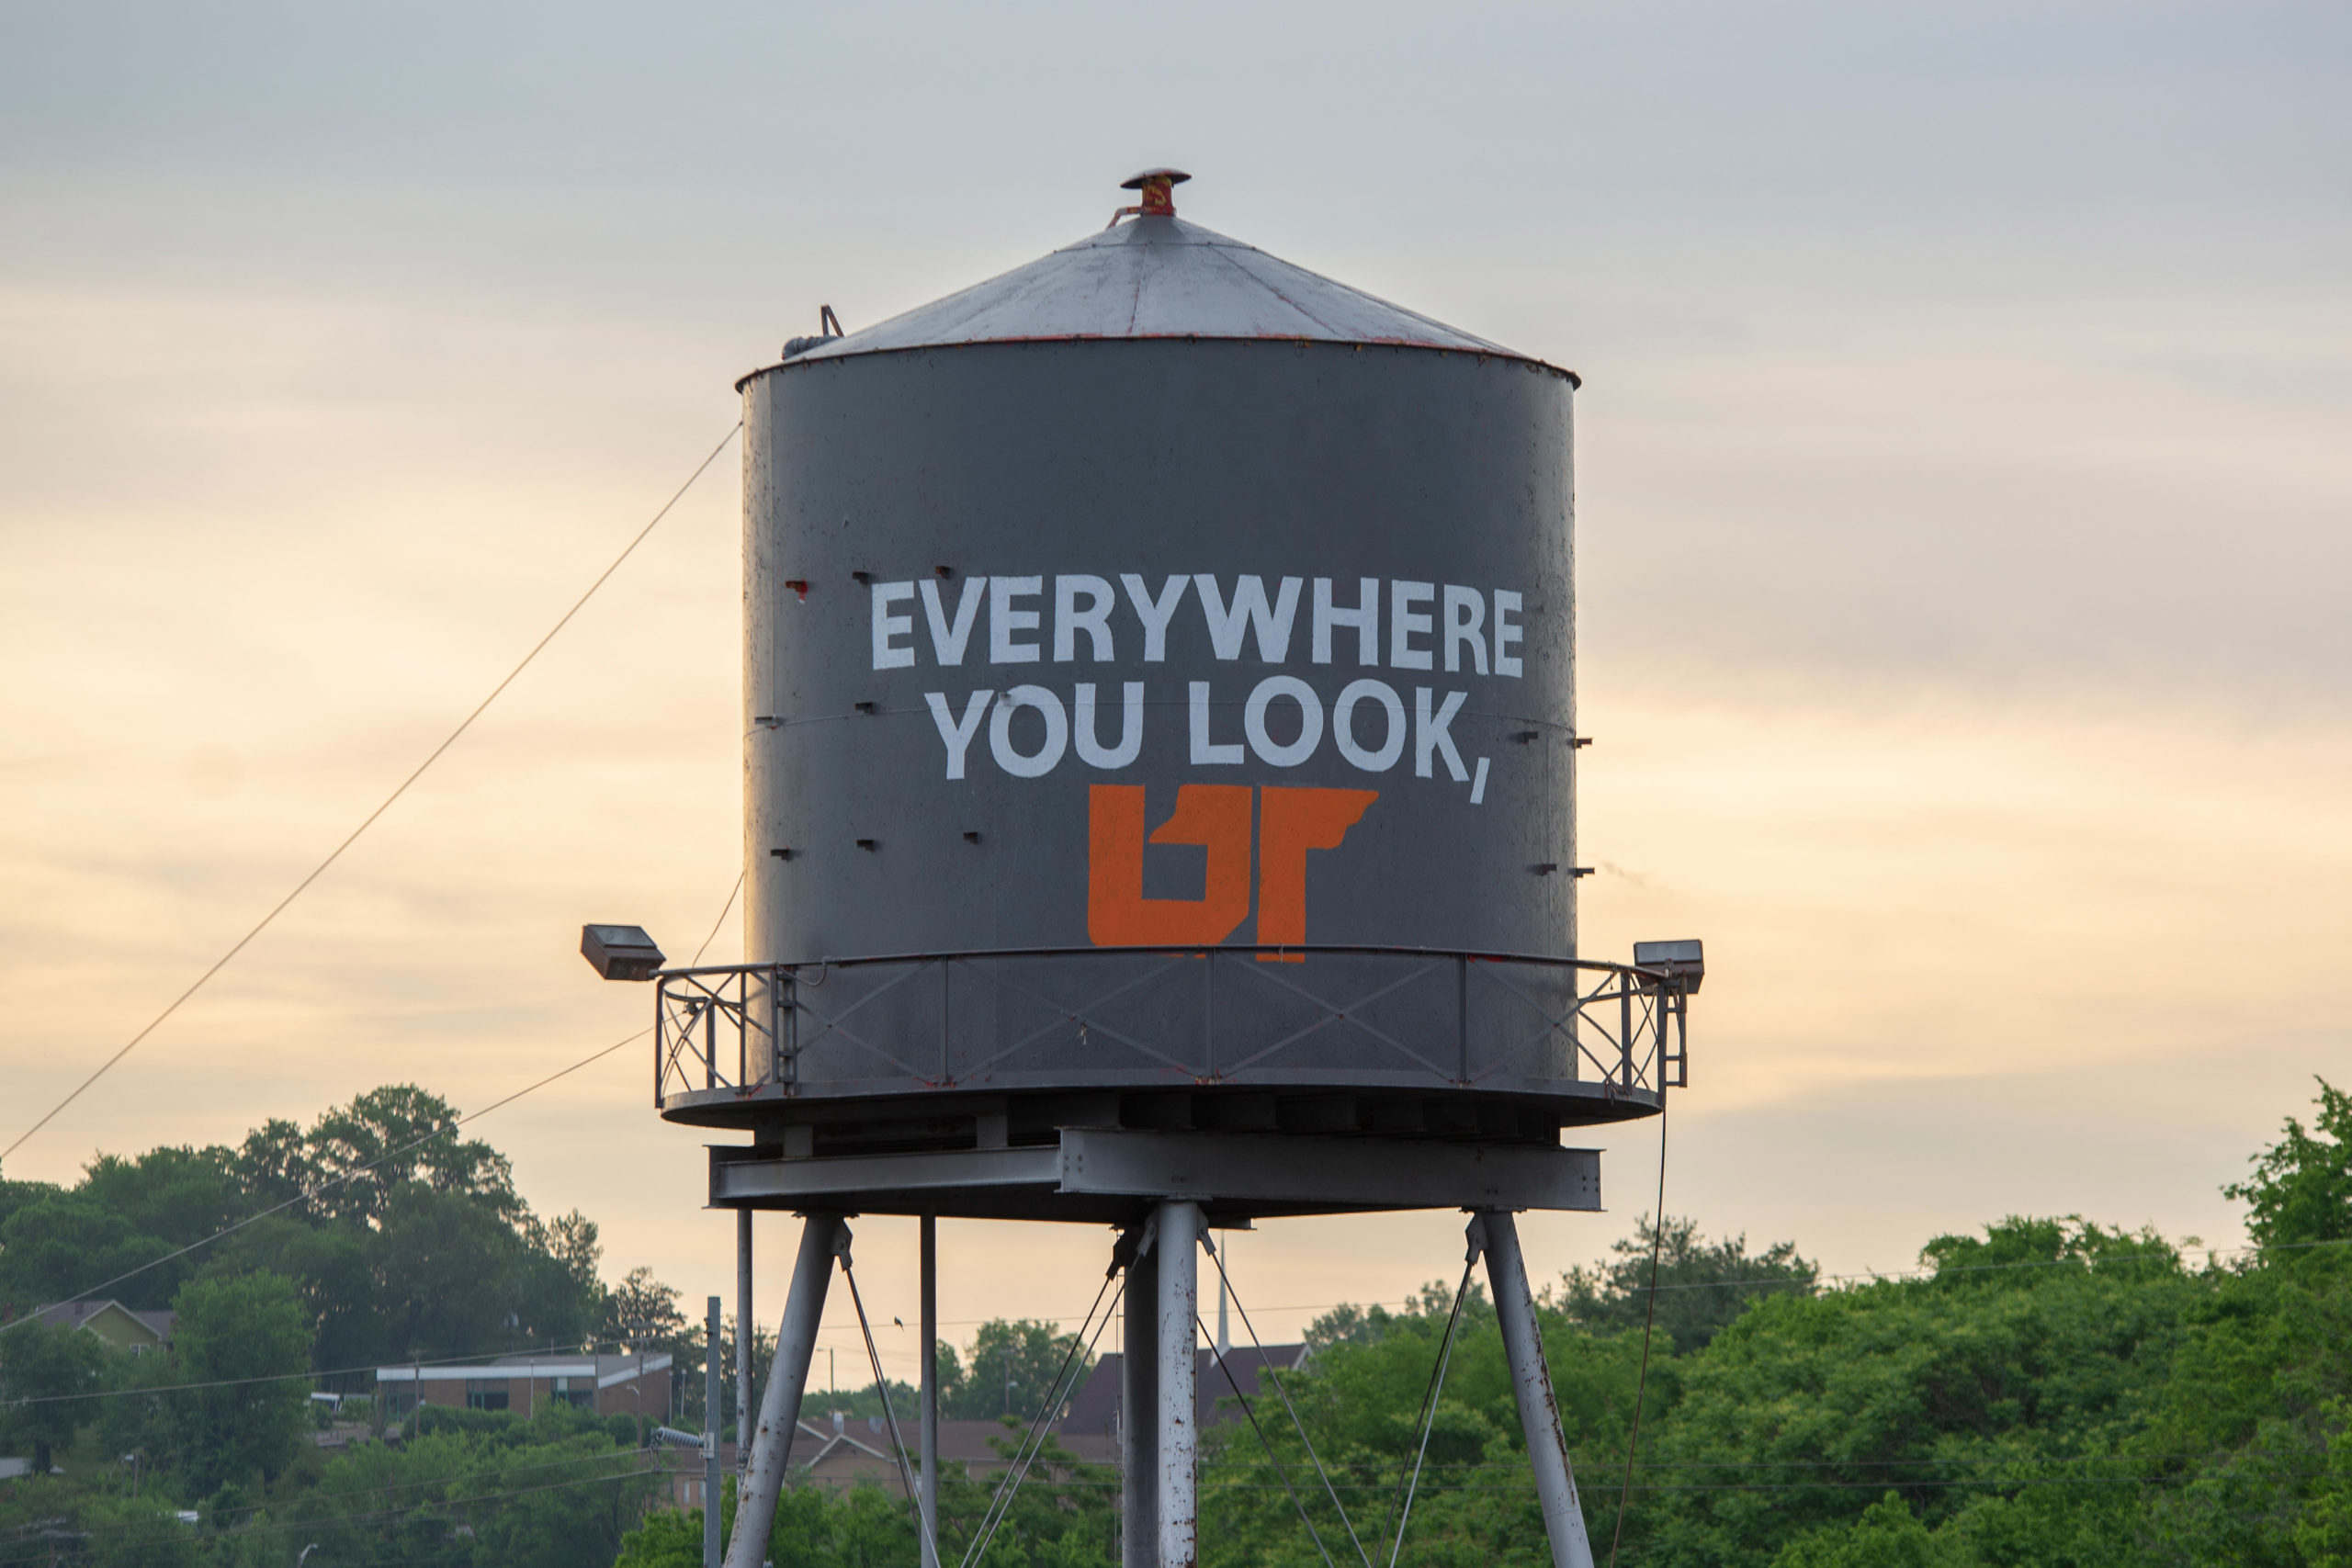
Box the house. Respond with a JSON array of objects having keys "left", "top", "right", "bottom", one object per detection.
[
  {"left": 373, "top": 1351, "right": 673, "bottom": 1422},
  {"left": 786, "top": 1410, "right": 1117, "bottom": 1495},
  {"left": 650, "top": 1438, "right": 738, "bottom": 1513},
  {"left": 1059, "top": 1343, "right": 1311, "bottom": 1440},
  {"left": 29, "top": 1301, "right": 175, "bottom": 1355},
  {"left": 674, "top": 1347, "right": 1310, "bottom": 1506},
  {"left": 641, "top": 1346, "right": 1315, "bottom": 1514}
]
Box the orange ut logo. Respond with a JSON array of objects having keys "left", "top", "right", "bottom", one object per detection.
[{"left": 1087, "top": 784, "right": 1376, "bottom": 962}]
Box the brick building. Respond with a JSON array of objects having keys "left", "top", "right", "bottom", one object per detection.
[{"left": 374, "top": 1351, "right": 673, "bottom": 1424}]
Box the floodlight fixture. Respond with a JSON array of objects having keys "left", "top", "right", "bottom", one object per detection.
[
  {"left": 582, "top": 924, "right": 666, "bottom": 982},
  {"left": 1632, "top": 938, "right": 1704, "bottom": 993}
]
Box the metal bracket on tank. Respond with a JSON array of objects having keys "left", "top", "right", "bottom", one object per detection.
[{"left": 652, "top": 964, "right": 797, "bottom": 1100}]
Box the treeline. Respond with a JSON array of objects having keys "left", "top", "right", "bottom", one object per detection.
[
  {"left": 0, "top": 1086, "right": 704, "bottom": 1562},
  {"left": 7, "top": 1080, "right": 2349, "bottom": 1564},
  {"left": 620, "top": 1080, "right": 2352, "bottom": 1568},
  {"left": 0, "top": 1086, "right": 658, "bottom": 1376},
  {"left": 0, "top": 1082, "right": 1109, "bottom": 1564}
]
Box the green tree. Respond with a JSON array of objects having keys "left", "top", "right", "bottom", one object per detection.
[
  {"left": 297, "top": 1083, "right": 526, "bottom": 1230},
  {"left": 76, "top": 1145, "right": 243, "bottom": 1248},
  {"left": 70, "top": 1491, "right": 205, "bottom": 1568},
  {"left": 0, "top": 1193, "right": 181, "bottom": 1314},
  {"left": 1919, "top": 1213, "right": 2178, "bottom": 1283},
  {"left": 156, "top": 1269, "right": 314, "bottom": 1493},
  {"left": 939, "top": 1318, "right": 1092, "bottom": 1421},
  {"left": 1558, "top": 1213, "right": 1818, "bottom": 1354},
  {"left": 605, "top": 1264, "right": 687, "bottom": 1352},
  {"left": 1213, "top": 1283, "right": 1649, "bottom": 1568},
  {"left": 2298, "top": 1399, "right": 2352, "bottom": 1566},
  {"left": 283, "top": 1408, "right": 658, "bottom": 1567},
  {"left": 2228, "top": 1077, "right": 2352, "bottom": 1250},
  {"left": 712, "top": 1313, "right": 777, "bottom": 1438},
  {"left": 374, "top": 1183, "right": 542, "bottom": 1359},
  {"left": 619, "top": 1432, "right": 1120, "bottom": 1568},
  {"left": 0, "top": 1318, "right": 105, "bottom": 1472},
  {"left": 1644, "top": 1217, "right": 2198, "bottom": 1566},
  {"left": 207, "top": 1208, "right": 377, "bottom": 1370},
  {"left": 1772, "top": 1493, "right": 1945, "bottom": 1568}
]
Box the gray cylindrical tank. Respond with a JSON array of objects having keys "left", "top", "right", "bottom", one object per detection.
[{"left": 725, "top": 174, "right": 1626, "bottom": 1135}]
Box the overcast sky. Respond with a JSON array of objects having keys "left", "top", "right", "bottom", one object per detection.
[{"left": 4, "top": 2, "right": 2347, "bottom": 1372}]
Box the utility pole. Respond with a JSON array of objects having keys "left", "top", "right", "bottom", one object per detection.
[
  {"left": 704, "top": 1296, "right": 723, "bottom": 1568},
  {"left": 920, "top": 1215, "right": 939, "bottom": 1568}
]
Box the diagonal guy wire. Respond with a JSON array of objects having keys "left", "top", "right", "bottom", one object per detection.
[
  {"left": 1205, "top": 1238, "right": 1375, "bottom": 1568},
  {"left": 956, "top": 1274, "right": 1124, "bottom": 1568},
  {"left": 3, "top": 422, "right": 742, "bottom": 1165},
  {"left": 842, "top": 1254, "right": 928, "bottom": 1541},
  {"left": 1385, "top": 1253, "right": 1476, "bottom": 1567},
  {"left": 1199, "top": 1314, "right": 1340, "bottom": 1568},
  {"left": 4, "top": 848, "right": 742, "bottom": 1333}
]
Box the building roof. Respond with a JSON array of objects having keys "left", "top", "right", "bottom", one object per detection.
[
  {"left": 775, "top": 189, "right": 1542, "bottom": 370},
  {"left": 780, "top": 1414, "right": 1118, "bottom": 1483},
  {"left": 31, "top": 1300, "right": 175, "bottom": 1345},
  {"left": 1060, "top": 1343, "right": 1311, "bottom": 1437},
  {"left": 374, "top": 1352, "right": 670, "bottom": 1388}
]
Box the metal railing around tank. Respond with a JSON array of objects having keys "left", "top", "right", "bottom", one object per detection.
[{"left": 653, "top": 945, "right": 1688, "bottom": 1111}]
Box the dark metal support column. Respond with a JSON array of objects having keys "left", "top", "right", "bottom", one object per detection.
[
  {"left": 1478, "top": 1210, "right": 1594, "bottom": 1568},
  {"left": 1156, "top": 1200, "right": 1200, "bottom": 1568},
  {"left": 1121, "top": 1216, "right": 1159, "bottom": 1568},
  {"left": 725, "top": 1213, "right": 844, "bottom": 1568},
  {"left": 736, "top": 1209, "right": 754, "bottom": 1458}
]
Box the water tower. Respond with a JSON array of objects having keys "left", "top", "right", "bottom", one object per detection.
[{"left": 594, "top": 169, "right": 1696, "bottom": 1568}]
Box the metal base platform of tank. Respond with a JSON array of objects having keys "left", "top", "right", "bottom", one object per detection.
[{"left": 653, "top": 942, "right": 1682, "bottom": 1222}]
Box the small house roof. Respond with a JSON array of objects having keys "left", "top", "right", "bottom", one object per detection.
[
  {"left": 31, "top": 1300, "right": 175, "bottom": 1345},
  {"left": 1060, "top": 1343, "right": 1310, "bottom": 1437}
]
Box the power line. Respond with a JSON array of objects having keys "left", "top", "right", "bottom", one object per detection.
[
  {"left": 691, "top": 872, "right": 746, "bottom": 965},
  {"left": 5, "top": 852, "right": 741, "bottom": 1336},
  {"left": 1, "top": 1025, "right": 652, "bottom": 1331},
  {"left": 2, "top": 422, "right": 742, "bottom": 1167}
]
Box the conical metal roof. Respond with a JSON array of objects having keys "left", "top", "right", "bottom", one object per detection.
[{"left": 789, "top": 208, "right": 1539, "bottom": 367}]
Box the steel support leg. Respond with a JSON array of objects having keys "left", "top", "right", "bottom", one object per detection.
[
  {"left": 725, "top": 1213, "right": 844, "bottom": 1568},
  {"left": 1479, "top": 1210, "right": 1594, "bottom": 1568},
  {"left": 920, "top": 1215, "right": 941, "bottom": 1568},
  {"left": 736, "top": 1209, "right": 754, "bottom": 1457},
  {"left": 1156, "top": 1200, "right": 1201, "bottom": 1568},
  {"left": 705, "top": 1294, "right": 723, "bottom": 1568},
  {"left": 1121, "top": 1216, "right": 1160, "bottom": 1568}
]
